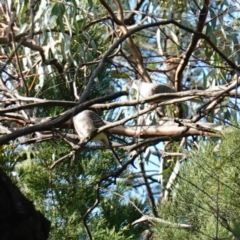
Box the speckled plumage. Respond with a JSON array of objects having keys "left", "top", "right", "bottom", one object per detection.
[
  {"left": 73, "top": 110, "right": 122, "bottom": 166},
  {"left": 131, "top": 80, "right": 176, "bottom": 102},
  {"left": 73, "top": 110, "right": 106, "bottom": 143}
]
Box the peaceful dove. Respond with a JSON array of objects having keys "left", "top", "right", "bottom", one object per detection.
[
  {"left": 73, "top": 110, "right": 122, "bottom": 167},
  {"left": 131, "top": 80, "right": 176, "bottom": 104}
]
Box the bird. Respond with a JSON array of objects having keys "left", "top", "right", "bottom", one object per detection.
[
  {"left": 130, "top": 80, "right": 185, "bottom": 118},
  {"left": 131, "top": 80, "right": 176, "bottom": 104},
  {"left": 73, "top": 110, "right": 122, "bottom": 167}
]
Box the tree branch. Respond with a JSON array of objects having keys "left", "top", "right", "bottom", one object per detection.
[
  {"left": 175, "top": 0, "right": 210, "bottom": 90},
  {"left": 0, "top": 91, "right": 127, "bottom": 145}
]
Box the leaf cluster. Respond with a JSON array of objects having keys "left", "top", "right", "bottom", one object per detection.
[{"left": 153, "top": 127, "right": 240, "bottom": 239}]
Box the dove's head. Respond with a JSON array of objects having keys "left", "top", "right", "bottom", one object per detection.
[
  {"left": 128, "top": 80, "right": 141, "bottom": 99},
  {"left": 130, "top": 80, "right": 144, "bottom": 95},
  {"left": 131, "top": 80, "right": 143, "bottom": 90}
]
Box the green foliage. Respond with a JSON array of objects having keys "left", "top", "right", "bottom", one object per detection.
[
  {"left": 153, "top": 128, "right": 240, "bottom": 239},
  {"left": 90, "top": 218, "right": 135, "bottom": 240},
  {"left": 99, "top": 184, "right": 149, "bottom": 238},
  {"left": 8, "top": 139, "right": 147, "bottom": 239},
  {"left": 2, "top": 0, "right": 240, "bottom": 239}
]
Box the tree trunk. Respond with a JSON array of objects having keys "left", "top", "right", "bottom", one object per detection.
[{"left": 0, "top": 167, "right": 50, "bottom": 240}]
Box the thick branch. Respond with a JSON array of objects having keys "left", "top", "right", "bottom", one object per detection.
[
  {"left": 100, "top": 0, "right": 151, "bottom": 82},
  {"left": 109, "top": 125, "right": 221, "bottom": 138},
  {"left": 0, "top": 91, "right": 127, "bottom": 145},
  {"left": 175, "top": 0, "right": 210, "bottom": 89}
]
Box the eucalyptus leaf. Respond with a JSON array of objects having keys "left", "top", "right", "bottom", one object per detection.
[{"left": 111, "top": 71, "right": 130, "bottom": 79}]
